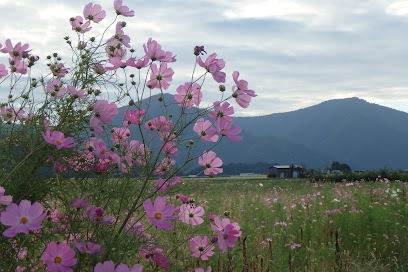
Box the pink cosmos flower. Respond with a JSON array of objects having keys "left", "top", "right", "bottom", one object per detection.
[
  {"left": 197, "top": 53, "right": 226, "bottom": 83},
  {"left": 161, "top": 142, "right": 178, "bottom": 156},
  {"left": 93, "top": 100, "right": 118, "bottom": 124},
  {"left": 146, "top": 63, "right": 174, "bottom": 90},
  {"left": 50, "top": 63, "right": 68, "bottom": 77},
  {"left": 46, "top": 79, "right": 67, "bottom": 98},
  {"left": 134, "top": 56, "right": 150, "bottom": 69},
  {"left": 70, "top": 16, "right": 92, "bottom": 33},
  {"left": 83, "top": 2, "right": 106, "bottom": 23},
  {"left": 215, "top": 120, "right": 243, "bottom": 142},
  {"left": 232, "top": 71, "right": 257, "bottom": 97},
  {"left": 152, "top": 254, "right": 170, "bottom": 268},
  {"left": 174, "top": 82, "right": 202, "bottom": 108},
  {"left": 153, "top": 157, "right": 175, "bottom": 176},
  {"left": 0, "top": 63, "right": 8, "bottom": 78},
  {"left": 86, "top": 205, "right": 114, "bottom": 225},
  {"left": 1, "top": 200, "right": 46, "bottom": 237},
  {"left": 90, "top": 116, "right": 104, "bottom": 135},
  {"left": 67, "top": 85, "right": 88, "bottom": 99},
  {"left": 193, "top": 118, "right": 219, "bottom": 143},
  {"left": 190, "top": 236, "right": 215, "bottom": 261},
  {"left": 125, "top": 217, "right": 145, "bottom": 235},
  {"left": 143, "top": 38, "right": 176, "bottom": 62},
  {"left": 208, "top": 101, "right": 234, "bottom": 121},
  {"left": 195, "top": 267, "right": 212, "bottom": 272},
  {"left": 105, "top": 57, "right": 136, "bottom": 71},
  {"left": 178, "top": 194, "right": 189, "bottom": 204},
  {"left": 41, "top": 242, "right": 77, "bottom": 272},
  {"left": 198, "top": 151, "right": 223, "bottom": 176},
  {"left": 0, "top": 39, "right": 30, "bottom": 59},
  {"left": 94, "top": 261, "right": 143, "bottom": 272},
  {"left": 0, "top": 186, "right": 12, "bottom": 205},
  {"left": 143, "top": 196, "right": 177, "bottom": 230},
  {"left": 1, "top": 107, "right": 25, "bottom": 122},
  {"left": 114, "top": 0, "right": 135, "bottom": 17},
  {"left": 74, "top": 240, "right": 103, "bottom": 254},
  {"left": 155, "top": 176, "right": 180, "bottom": 192},
  {"left": 124, "top": 109, "right": 146, "bottom": 125},
  {"left": 179, "top": 203, "right": 205, "bottom": 226},
  {"left": 111, "top": 127, "right": 130, "bottom": 143},
  {"left": 9, "top": 58, "right": 27, "bottom": 74},
  {"left": 232, "top": 88, "right": 251, "bottom": 108},
  {"left": 42, "top": 130, "right": 77, "bottom": 150},
  {"left": 70, "top": 198, "right": 89, "bottom": 208},
  {"left": 211, "top": 217, "right": 242, "bottom": 253}
]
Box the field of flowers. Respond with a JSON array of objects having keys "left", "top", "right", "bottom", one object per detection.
[{"left": 177, "top": 176, "right": 408, "bottom": 271}]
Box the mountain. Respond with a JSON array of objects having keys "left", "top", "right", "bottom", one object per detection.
[{"left": 113, "top": 95, "right": 408, "bottom": 171}]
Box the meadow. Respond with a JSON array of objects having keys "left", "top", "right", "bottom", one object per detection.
[{"left": 170, "top": 176, "right": 408, "bottom": 272}]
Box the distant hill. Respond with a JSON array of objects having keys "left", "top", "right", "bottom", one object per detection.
[{"left": 112, "top": 95, "right": 408, "bottom": 171}]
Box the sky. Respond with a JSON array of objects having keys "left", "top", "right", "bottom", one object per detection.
[{"left": 1, "top": 0, "right": 408, "bottom": 116}]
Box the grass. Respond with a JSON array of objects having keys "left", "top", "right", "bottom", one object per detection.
[{"left": 171, "top": 176, "right": 408, "bottom": 271}]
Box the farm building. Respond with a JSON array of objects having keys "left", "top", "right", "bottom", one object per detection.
[{"left": 268, "top": 165, "right": 305, "bottom": 178}]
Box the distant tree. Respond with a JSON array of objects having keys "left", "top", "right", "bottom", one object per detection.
[{"left": 330, "top": 161, "right": 351, "bottom": 172}]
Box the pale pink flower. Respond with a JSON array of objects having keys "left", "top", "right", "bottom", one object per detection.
[
  {"left": 0, "top": 63, "right": 8, "bottom": 78},
  {"left": 1, "top": 107, "right": 25, "bottom": 122},
  {"left": 83, "top": 2, "right": 106, "bottom": 23},
  {"left": 104, "top": 57, "right": 136, "bottom": 70},
  {"left": 111, "top": 127, "right": 130, "bottom": 143},
  {"left": 190, "top": 236, "right": 215, "bottom": 260},
  {"left": 197, "top": 53, "right": 226, "bottom": 83},
  {"left": 124, "top": 109, "right": 146, "bottom": 125},
  {"left": 143, "top": 196, "right": 177, "bottom": 230},
  {"left": 42, "top": 130, "right": 76, "bottom": 150},
  {"left": 143, "top": 38, "right": 176, "bottom": 62},
  {"left": 90, "top": 116, "right": 104, "bottom": 135},
  {"left": 193, "top": 118, "right": 219, "bottom": 143},
  {"left": 50, "top": 63, "right": 68, "bottom": 77},
  {"left": 74, "top": 240, "right": 103, "bottom": 254},
  {"left": 93, "top": 100, "right": 118, "bottom": 124},
  {"left": 46, "top": 79, "right": 67, "bottom": 98},
  {"left": 195, "top": 267, "right": 212, "bottom": 272},
  {"left": 209, "top": 101, "right": 234, "bottom": 121},
  {"left": 0, "top": 186, "right": 12, "bottom": 205},
  {"left": 9, "top": 58, "right": 27, "bottom": 74},
  {"left": 0, "top": 39, "right": 30, "bottom": 59},
  {"left": 211, "top": 217, "right": 241, "bottom": 253},
  {"left": 232, "top": 88, "right": 251, "bottom": 108},
  {"left": 179, "top": 203, "right": 205, "bottom": 226},
  {"left": 161, "top": 142, "right": 178, "bottom": 156},
  {"left": 198, "top": 151, "right": 223, "bottom": 176},
  {"left": 86, "top": 205, "right": 114, "bottom": 225},
  {"left": 1, "top": 200, "right": 46, "bottom": 237},
  {"left": 146, "top": 63, "right": 174, "bottom": 90},
  {"left": 155, "top": 176, "right": 180, "bottom": 192},
  {"left": 215, "top": 119, "right": 242, "bottom": 142},
  {"left": 41, "top": 242, "right": 77, "bottom": 272},
  {"left": 67, "top": 85, "right": 88, "bottom": 99},
  {"left": 70, "top": 16, "right": 92, "bottom": 33},
  {"left": 114, "top": 0, "right": 135, "bottom": 17},
  {"left": 174, "top": 82, "right": 202, "bottom": 108},
  {"left": 232, "top": 71, "right": 256, "bottom": 97}
]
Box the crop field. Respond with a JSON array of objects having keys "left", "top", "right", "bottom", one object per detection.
[{"left": 170, "top": 176, "right": 408, "bottom": 271}]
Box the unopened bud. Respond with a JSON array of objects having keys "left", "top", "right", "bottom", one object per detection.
[{"left": 219, "top": 85, "right": 225, "bottom": 92}]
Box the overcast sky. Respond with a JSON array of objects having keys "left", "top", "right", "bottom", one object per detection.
[{"left": 2, "top": 0, "right": 408, "bottom": 116}]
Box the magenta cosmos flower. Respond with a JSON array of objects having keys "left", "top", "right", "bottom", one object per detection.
[
  {"left": 41, "top": 242, "right": 77, "bottom": 272},
  {"left": 197, "top": 53, "right": 226, "bottom": 83},
  {"left": 0, "top": 186, "right": 12, "bottom": 205},
  {"left": 143, "top": 196, "right": 177, "bottom": 230},
  {"left": 190, "top": 236, "right": 215, "bottom": 261},
  {"left": 232, "top": 71, "right": 257, "bottom": 97},
  {"left": 42, "top": 130, "right": 77, "bottom": 150},
  {"left": 154, "top": 176, "right": 180, "bottom": 192},
  {"left": 174, "top": 82, "right": 202, "bottom": 108},
  {"left": 179, "top": 203, "right": 205, "bottom": 226},
  {"left": 211, "top": 217, "right": 242, "bottom": 253},
  {"left": 1, "top": 200, "right": 46, "bottom": 237},
  {"left": 146, "top": 63, "right": 174, "bottom": 90},
  {"left": 94, "top": 261, "right": 143, "bottom": 272},
  {"left": 143, "top": 38, "right": 176, "bottom": 62},
  {"left": 198, "top": 151, "right": 223, "bottom": 176},
  {"left": 0, "top": 39, "right": 30, "bottom": 59},
  {"left": 114, "top": 0, "right": 135, "bottom": 17},
  {"left": 193, "top": 118, "right": 219, "bottom": 143},
  {"left": 83, "top": 2, "right": 106, "bottom": 23}
]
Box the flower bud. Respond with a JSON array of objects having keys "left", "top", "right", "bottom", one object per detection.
[
  {"left": 211, "top": 236, "right": 218, "bottom": 243},
  {"left": 219, "top": 85, "right": 225, "bottom": 92},
  {"left": 129, "top": 99, "right": 134, "bottom": 106}
]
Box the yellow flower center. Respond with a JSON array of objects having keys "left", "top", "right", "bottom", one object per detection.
[
  {"left": 54, "top": 256, "right": 62, "bottom": 263},
  {"left": 101, "top": 149, "right": 105, "bottom": 154},
  {"left": 157, "top": 260, "right": 162, "bottom": 265},
  {"left": 56, "top": 140, "right": 62, "bottom": 145},
  {"left": 154, "top": 212, "right": 162, "bottom": 220},
  {"left": 20, "top": 217, "right": 28, "bottom": 223},
  {"left": 83, "top": 247, "right": 87, "bottom": 252}
]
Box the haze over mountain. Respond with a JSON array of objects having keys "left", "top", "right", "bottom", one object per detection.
[{"left": 114, "top": 94, "right": 408, "bottom": 171}]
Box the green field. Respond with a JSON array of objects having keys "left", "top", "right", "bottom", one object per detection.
[{"left": 170, "top": 176, "right": 408, "bottom": 271}]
